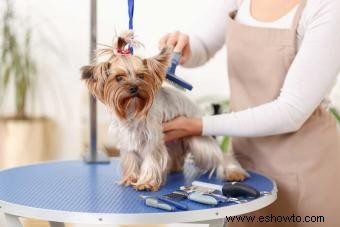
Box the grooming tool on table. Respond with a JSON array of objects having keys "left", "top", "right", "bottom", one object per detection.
[
  {"left": 177, "top": 187, "right": 221, "bottom": 206},
  {"left": 180, "top": 184, "right": 215, "bottom": 193},
  {"left": 179, "top": 185, "right": 247, "bottom": 205},
  {"left": 192, "top": 181, "right": 268, "bottom": 199},
  {"left": 166, "top": 52, "right": 193, "bottom": 91},
  {"left": 140, "top": 195, "right": 176, "bottom": 211},
  {"left": 161, "top": 191, "right": 189, "bottom": 210},
  {"left": 188, "top": 191, "right": 228, "bottom": 206}
]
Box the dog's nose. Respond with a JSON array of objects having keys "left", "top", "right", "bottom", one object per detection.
[{"left": 129, "top": 85, "right": 139, "bottom": 94}]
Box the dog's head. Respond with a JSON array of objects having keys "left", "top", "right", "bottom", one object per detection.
[{"left": 81, "top": 31, "right": 171, "bottom": 120}]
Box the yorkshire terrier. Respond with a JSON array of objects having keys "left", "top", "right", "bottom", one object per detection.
[{"left": 81, "top": 31, "right": 248, "bottom": 191}]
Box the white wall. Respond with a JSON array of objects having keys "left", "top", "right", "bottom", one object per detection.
[{"left": 2, "top": 0, "right": 340, "bottom": 159}]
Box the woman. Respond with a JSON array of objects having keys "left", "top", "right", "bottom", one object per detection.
[{"left": 160, "top": 0, "right": 340, "bottom": 226}]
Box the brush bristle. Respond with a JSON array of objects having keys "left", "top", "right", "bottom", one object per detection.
[
  {"left": 165, "top": 78, "right": 187, "bottom": 91},
  {"left": 165, "top": 73, "right": 193, "bottom": 91}
]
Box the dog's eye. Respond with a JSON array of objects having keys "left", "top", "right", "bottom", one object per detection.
[
  {"left": 137, "top": 74, "right": 144, "bottom": 80},
  {"left": 115, "top": 75, "right": 124, "bottom": 82}
]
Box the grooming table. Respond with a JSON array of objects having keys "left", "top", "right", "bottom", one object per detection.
[{"left": 0, "top": 159, "right": 276, "bottom": 227}]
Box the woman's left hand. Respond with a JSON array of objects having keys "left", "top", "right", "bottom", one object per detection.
[{"left": 162, "top": 116, "right": 203, "bottom": 142}]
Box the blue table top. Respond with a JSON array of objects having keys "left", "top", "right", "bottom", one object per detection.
[{"left": 0, "top": 159, "right": 275, "bottom": 214}]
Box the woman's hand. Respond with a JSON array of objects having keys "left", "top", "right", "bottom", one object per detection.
[
  {"left": 159, "top": 31, "right": 191, "bottom": 65},
  {"left": 162, "top": 116, "right": 203, "bottom": 142}
]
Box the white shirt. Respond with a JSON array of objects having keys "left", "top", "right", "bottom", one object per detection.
[
  {"left": 185, "top": 0, "right": 340, "bottom": 137},
  {"left": 236, "top": 0, "right": 299, "bottom": 29}
]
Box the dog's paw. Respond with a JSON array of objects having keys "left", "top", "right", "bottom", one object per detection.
[
  {"left": 133, "top": 182, "right": 160, "bottom": 191},
  {"left": 120, "top": 175, "right": 138, "bottom": 186},
  {"left": 224, "top": 168, "right": 249, "bottom": 182}
]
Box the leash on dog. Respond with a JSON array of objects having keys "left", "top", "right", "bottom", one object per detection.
[
  {"left": 126, "top": 0, "right": 193, "bottom": 91},
  {"left": 128, "top": 0, "right": 134, "bottom": 54}
]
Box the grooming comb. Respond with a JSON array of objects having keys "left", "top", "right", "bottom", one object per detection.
[{"left": 166, "top": 52, "right": 193, "bottom": 91}]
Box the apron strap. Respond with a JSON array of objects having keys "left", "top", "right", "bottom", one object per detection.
[{"left": 291, "top": 0, "right": 307, "bottom": 30}]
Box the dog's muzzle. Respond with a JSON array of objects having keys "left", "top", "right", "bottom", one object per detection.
[{"left": 129, "top": 85, "right": 139, "bottom": 95}]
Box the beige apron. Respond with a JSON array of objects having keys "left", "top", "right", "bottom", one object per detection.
[{"left": 226, "top": 1, "right": 340, "bottom": 226}]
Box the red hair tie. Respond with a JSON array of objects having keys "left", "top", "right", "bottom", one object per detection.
[{"left": 115, "top": 48, "right": 131, "bottom": 56}]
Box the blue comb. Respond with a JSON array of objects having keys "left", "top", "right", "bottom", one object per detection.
[{"left": 166, "top": 52, "right": 193, "bottom": 91}]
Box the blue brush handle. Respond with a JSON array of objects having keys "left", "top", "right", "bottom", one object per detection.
[
  {"left": 168, "top": 52, "right": 181, "bottom": 74},
  {"left": 166, "top": 52, "right": 193, "bottom": 91},
  {"left": 158, "top": 196, "right": 188, "bottom": 210}
]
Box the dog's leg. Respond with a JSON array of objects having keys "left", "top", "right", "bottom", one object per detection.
[
  {"left": 223, "top": 150, "right": 249, "bottom": 181},
  {"left": 166, "top": 140, "right": 187, "bottom": 173},
  {"left": 186, "top": 136, "right": 248, "bottom": 181},
  {"left": 133, "top": 143, "right": 169, "bottom": 191},
  {"left": 185, "top": 136, "right": 223, "bottom": 175},
  {"left": 120, "top": 151, "right": 141, "bottom": 186}
]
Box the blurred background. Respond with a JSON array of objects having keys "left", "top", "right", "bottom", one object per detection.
[{"left": 0, "top": 0, "right": 339, "bottom": 226}]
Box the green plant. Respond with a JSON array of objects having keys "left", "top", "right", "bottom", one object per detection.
[
  {"left": 197, "top": 96, "right": 231, "bottom": 153},
  {"left": 330, "top": 107, "right": 340, "bottom": 123},
  {"left": 211, "top": 100, "right": 231, "bottom": 153},
  {"left": 0, "top": 0, "right": 37, "bottom": 119}
]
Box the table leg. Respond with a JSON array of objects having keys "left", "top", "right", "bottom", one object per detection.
[
  {"left": 208, "top": 219, "right": 227, "bottom": 227},
  {"left": 4, "top": 214, "right": 23, "bottom": 227},
  {"left": 49, "top": 221, "right": 65, "bottom": 227},
  {"left": 192, "top": 218, "right": 227, "bottom": 227}
]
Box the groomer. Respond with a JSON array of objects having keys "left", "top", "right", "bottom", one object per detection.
[{"left": 160, "top": 0, "right": 340, "bottom": 226}]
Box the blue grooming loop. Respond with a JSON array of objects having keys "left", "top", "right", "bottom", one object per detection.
[{"left": 0, "top": 159, "right": 276, "bottom": 227}]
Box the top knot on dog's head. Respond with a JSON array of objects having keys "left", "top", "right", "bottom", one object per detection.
[
  {"left": 114, "top": 30, "right": 135, "bottom": 50},
  {"left": 96, "top": 31, "right": 143, "bottom": 59}
]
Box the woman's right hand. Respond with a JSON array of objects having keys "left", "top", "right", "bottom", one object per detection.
[{"left": 159, "top": 31, "right": 191, "bottom": 65}]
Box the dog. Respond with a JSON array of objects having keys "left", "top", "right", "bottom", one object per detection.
[{"left": 81, "top": 31, "right": 248, "bottom": 191}]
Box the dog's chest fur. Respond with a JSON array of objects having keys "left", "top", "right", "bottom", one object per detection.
[{"left": 109, "top": 86, "right": 202, "bottom": 152}]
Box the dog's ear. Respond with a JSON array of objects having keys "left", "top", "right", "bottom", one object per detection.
[
  {"left": 80, "top": 65, "right": 95, "bottom": 81},
  {"left": 143, "top": 46, "right": 172, "bottom": 81},
  {"left": 80, "top": 64, "right": 106, "bottom": 103}
]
